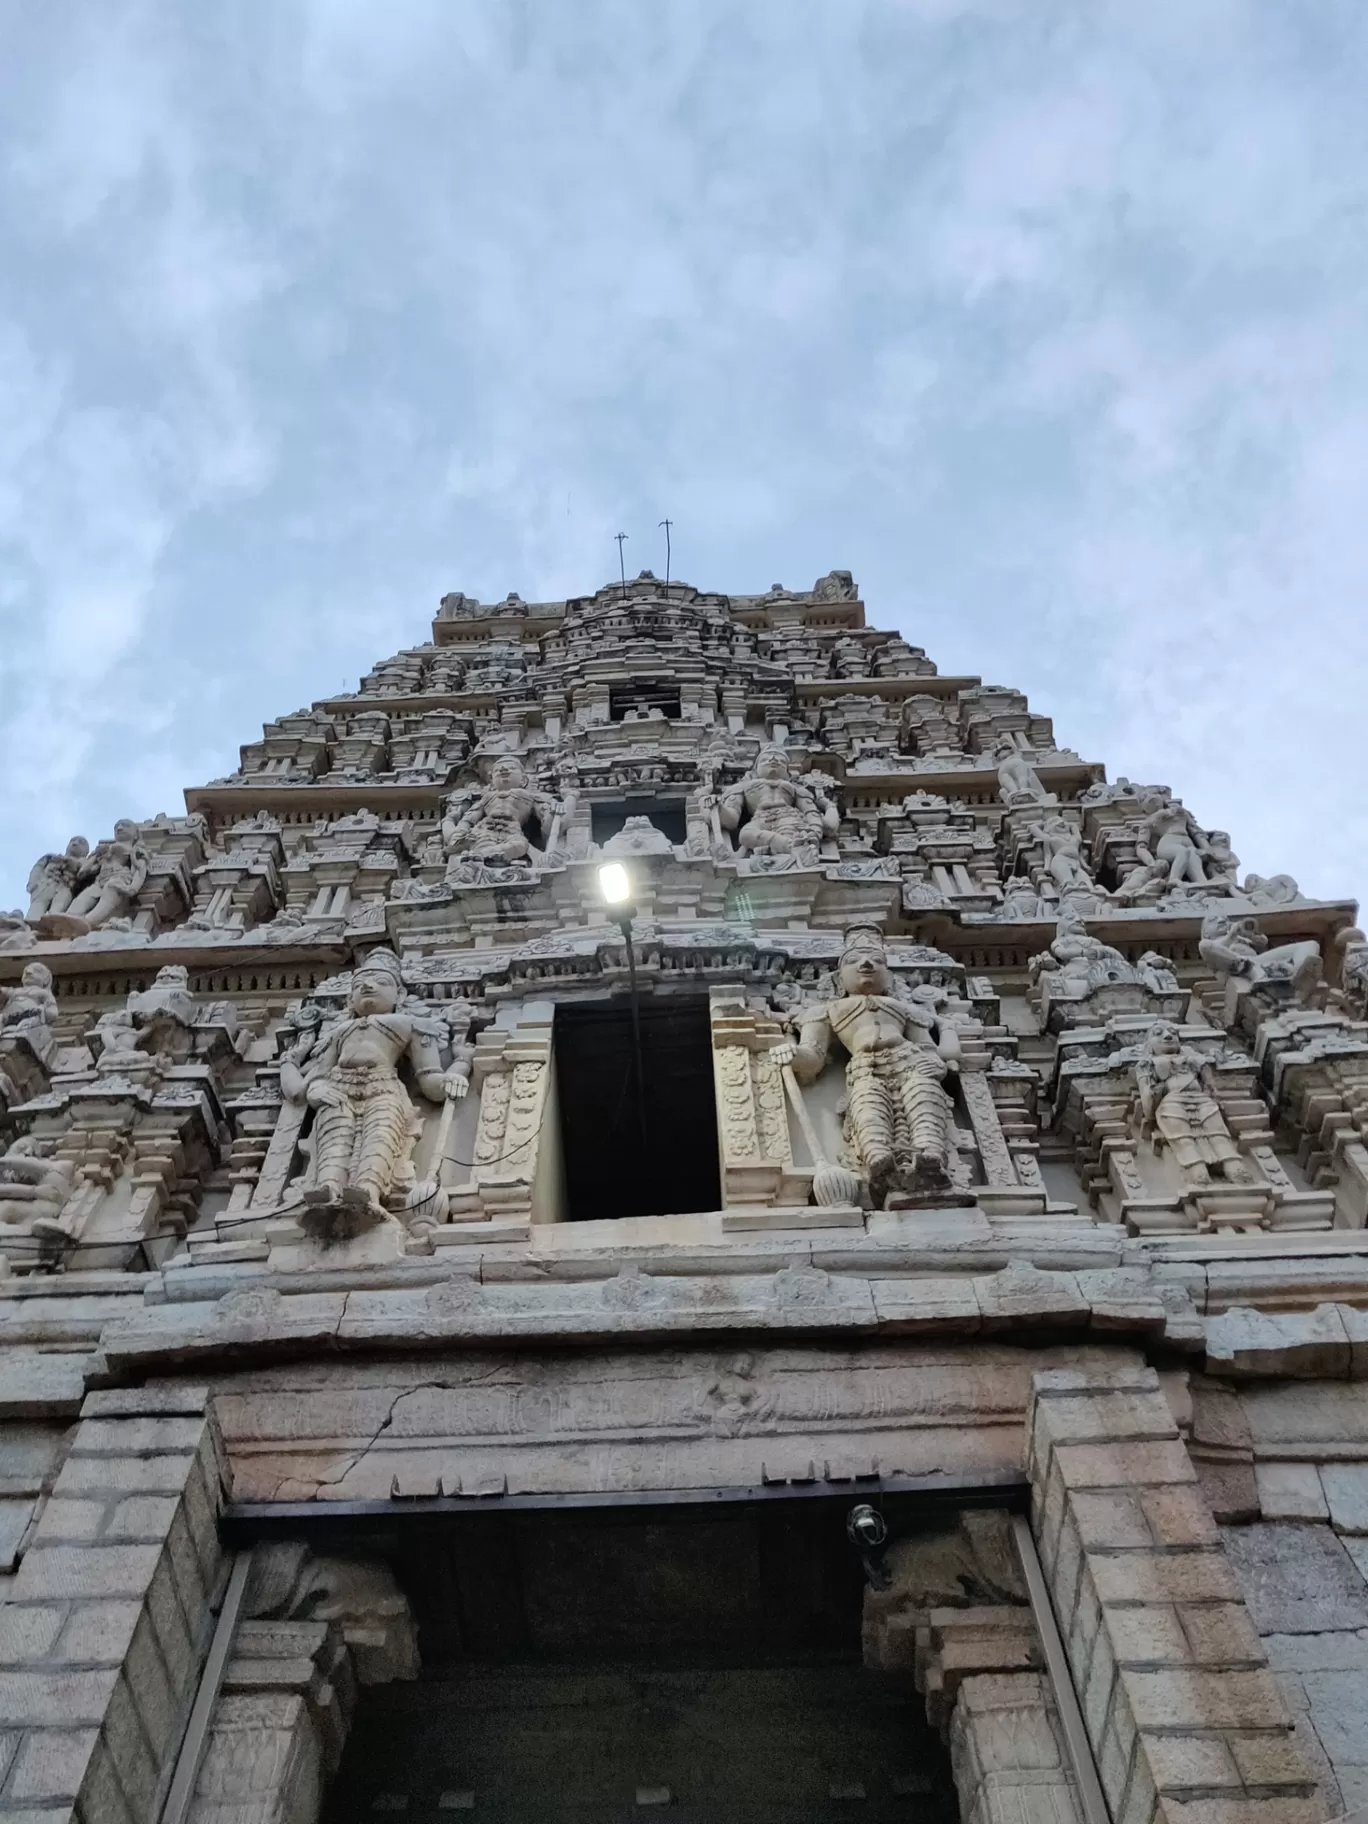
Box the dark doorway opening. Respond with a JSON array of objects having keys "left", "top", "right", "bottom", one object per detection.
[
  {"left": 589, "top": 799, "right": 688, "bottom": 847},
  {"left": 555, "top": 996, "right": 721, "bottom": 1221},
  {"left": 321, "top": 1497, "right": 961, "bottom": 1824}
]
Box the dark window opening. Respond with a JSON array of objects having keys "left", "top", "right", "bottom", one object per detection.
[
  {"left": 555, "top": 996, "right": 720, "bottom": 1220},
  {"left": 610, "top": 680, "right": 682, "bottom": 721},
  {"left": 590, "top": 799, "right": 688, "bottom": 847}
]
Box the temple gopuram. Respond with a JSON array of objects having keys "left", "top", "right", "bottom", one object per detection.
[{"left": 2, "top": 569, "right": 1365, "bottom": 1824}]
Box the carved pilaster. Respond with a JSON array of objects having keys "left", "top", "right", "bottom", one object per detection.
[
  {"left": 449, "top": 1006, "right": 554, "bottom": 1222},
  {"left": 709, "top": 987, "right": 810, "bottom": 1206}
]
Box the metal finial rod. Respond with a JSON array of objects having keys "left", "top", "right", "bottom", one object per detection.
[
  {"left": 658, "top": 519, "right": 673, "bottom": 590},
  {"left": 615, "top": 531, "right": 629, "bottom": 600}
]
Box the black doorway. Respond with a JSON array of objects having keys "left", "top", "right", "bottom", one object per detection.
[
  {"left": 320, "top": 1496, "right": 961, "bottom": 1824},
  {"left": 555, "top": 996, "right": 721, "bottom": 1221}
]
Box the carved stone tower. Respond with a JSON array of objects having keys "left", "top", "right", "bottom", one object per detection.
[{"left": 1, "top": 570, "right": 1365, "bottom": 1824}]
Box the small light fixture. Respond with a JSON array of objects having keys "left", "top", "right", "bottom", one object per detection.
[{"left": 598, "top": 861, "right": 632, "bottom": 906}]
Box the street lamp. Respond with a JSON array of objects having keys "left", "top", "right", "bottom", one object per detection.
[{"left": 598, "top": 863, "right": 649, "bottom": 1154}]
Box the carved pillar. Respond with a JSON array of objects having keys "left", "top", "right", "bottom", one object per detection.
[
  {"left": 864, "top": 1513, "right": 1084, "bottom": 1824},
  {"left": 708, "top": 987, "right": 810, "bottom": 1207},
  {"left": 449, "top": 1003, "right": 554, "bottom": 1222},
  {"left": 188, "top": 1547, "right": 417, "bottom": 1824},
  {"left": 1028, "top": 1363, "right": 1324, "bottom": 1824}
]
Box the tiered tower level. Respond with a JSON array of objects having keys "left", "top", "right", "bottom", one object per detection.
[{"left": 3, "top": 565, "right": 1368, "bottom": 1279}]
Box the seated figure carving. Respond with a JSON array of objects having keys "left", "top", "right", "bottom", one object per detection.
[
  {"left": 26, "top": 838, "right": 90, "bottom": 921},
  {"left": 0, "top": 961, "right": 59, "bottom": 1103},
  {"left": 440, "top": 757, "right": 561, "bottom": 873},
  {"left": 37, "top": 821, "right": 149, "bottom": 935},
  {"left": 995, "top": 741, "right": 1056, "bottom": 808},
  {"left": 716, "top": 747, "right": 838, "bottom": 859},
  {"left": 0, "top": 1138, "right": 77, "bottom": 1246}
]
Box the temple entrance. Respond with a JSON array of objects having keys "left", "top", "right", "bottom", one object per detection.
[
  {"left": 555, "top": 996, "right": 722, "bottom": 1221},
  {"left": 320, "top": 1496, "right": 958, "bottom": 1823}
]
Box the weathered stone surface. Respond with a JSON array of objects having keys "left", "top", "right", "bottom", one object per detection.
[
  {"left": 1223, "top": 1523, "right": 1368, "bottom": 1634},
  {"left": 1205, "top": 1305, "right": 1352, "bottom": 1380},
  {"left": 1256, "top": 1464, "right": 1329, "bottom": 1523},
  {"left": 1319, "top": 1464, "right": 1368, "bottom": 1534},
  {"left": 0, "top": 1355, "right": 90, "bottom": 1422},
  {"left": 0, "top": 1495, "right": 34, "bottom": 1573}
]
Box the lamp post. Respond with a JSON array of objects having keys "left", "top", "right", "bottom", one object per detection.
[{"left": 599, "top": 863, "right": 649, "bottom": 1155}]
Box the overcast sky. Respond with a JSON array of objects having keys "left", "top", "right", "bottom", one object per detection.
[{"left": 2, "top": 1, "right": 1366, "bottom": 909}]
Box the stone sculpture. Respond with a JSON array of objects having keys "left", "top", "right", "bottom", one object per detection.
[
  {"left": 1204, "top": 831, "right": 1241, "bottom": 889},
  {"left": 1034, "top": 816, "right": 1093, "bottom": 894},
  {"left": 0, "top": 1137, "right": 76, "bottom": 1242},
  {"left": 716, "top": 747, "right": 839, "bottom": 859},
  {"left": 39, "top": 820, "right": 149, "bottom": 934},
  {"left": 285, "top": 949, "right": 469, "bottom": 1230},
  {"left": 0, "top": 960, "right": 59, "bottom": 1108},
  {"left": 26, "top": 837, "right": 90, "bottom": 920},
  {"left": 1029, "top": 913, "right": 1183, "bottom": 1032},
  {"left": 600, "top": 816, "right": 674, "bottom": 858},
  {"left": 88, "top": 964, "right": 205, "bottom": 1070},
  {"left": 1133, "top": 1022, "right": 1256, "bottom": 1190},
  {"left": 0, "top": 914, "right": 36, "bottom": 954},
  {"left": 811, "top": 569, "right": 857, "bottom": 601},
  {"left": 775, "top": 926, "right": 961, "bottom": 1207},
  {"left": 1030, "top": 914, "right": 1136, "bottom": 997},
  {"left": 440, "top": 757, "right": 560, "bottom": 868},
  {"left": 995, "top": 742, "right": 1056, "bottom": 808},
  {"left": 1198, "top": 912, "right": 1323, "bottom": 1005},
  {"left": 1136, "top": 796, "right": 1211, "bottom": 888}
]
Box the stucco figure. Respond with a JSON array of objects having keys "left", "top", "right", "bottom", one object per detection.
[
  {"left": 440, "top": 757, "right": 560, "bottom": 865},
  {"left": 26, "top": 837, "right": 91, "bottom": 921},
  {"left": 995, "top": 742, "right": 1056, "bottom": 808},
  {"left": 51, "top": 820, "right": 150, "bottom": 932},
  {"left": 717, "top": 747, "right": 838, "bottom": 857},
  {"left": 1134, "top": 1022, "right": 1256, "bottom": 1189},
  {"left": 775, "top": 926, "right": 961, "bottom": 1207},
  {"left": 287, "top": 949, "right": 469, "bottom": 1224}
]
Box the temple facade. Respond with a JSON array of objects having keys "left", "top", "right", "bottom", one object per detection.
[{"left": 2, "top": 570, "right": 1368, "bottom": 1823}]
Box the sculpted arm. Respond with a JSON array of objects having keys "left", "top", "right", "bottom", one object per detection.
[
  {"left": 934, "top": 1016, "right": 962, "bottom": 1068},
  {"left": 801, "top": 779, "right": 840, "bottom": 837},
  {"left": 407, "top": 1014, "right": 470, "bottom": 1103},
  {"left": 1134, "top": 1058, "right": 1157, "bottom": 1135},
  {"left": 530, "top": 791, "right": 561, "bottom": 841},
  {"left": 718, "top": 786, "right": 745, "bottom": 833},
  {"left": 302, "top": 1031, "right": 345, "bottom": 1109},
  {"left": 787, "top": 1008, "right": 834, "bottom": 1085}
]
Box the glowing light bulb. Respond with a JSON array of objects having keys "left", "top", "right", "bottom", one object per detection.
[{"left": 598, "top": 862, "right": 632, "bottom": 906}]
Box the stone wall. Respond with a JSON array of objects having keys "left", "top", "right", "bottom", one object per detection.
[
  {"left": 1183, "top": 1374, "right": 1368, "bottom": 1818},
  {"left": 0, "top": 1386, "right": 226, "bottom": 1823}
]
